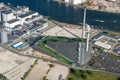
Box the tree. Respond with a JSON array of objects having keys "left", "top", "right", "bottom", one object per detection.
[
  {"left": 69, "top": 68, "right": 75, "bottom": 74},
  {"left": 0, "top": 74, "right": 8, "bottom": 80},
  {"left": 117, "top": 77, "right": 120, "bottom": 80},
  {"left": 81, "top": 73, "right": 87, "bottom": 79},
  {"left": 68, "top": 78, "right": 73, "bottom": 80},
  {"left": 48, "top": 64, "right": 54, "bottom": 68},
  {"left": 86, "top": 70, "right": 92, "bottom": 75}
]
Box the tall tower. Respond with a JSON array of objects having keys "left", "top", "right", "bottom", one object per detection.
[
  {"left": 77, "top": 8, "right": 91, "bottom": 66},
  {"left": 82, "top": 8, "right": 86, "bottom": 38},
  {"left": 86, "top": 24, "right": 90, "bottom": 52}
]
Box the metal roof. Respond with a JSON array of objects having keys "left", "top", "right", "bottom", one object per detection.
[
  {"left": 19, "top": 11, "right": 36, "bottom": 18},
  {"left": 7, "top": 19, "right": 20, "bottom": 24}
]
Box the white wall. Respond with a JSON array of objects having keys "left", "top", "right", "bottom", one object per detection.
[
  {"left": 65, "top": 0, "right": 70, "bottom": 2},
  {"left": 18, "top": 12, "right": 38, "bottom": 25},
  {"left": 5, "top": 20, "right": 20, "bottom": 29},
  {"left": 2, "top": 13, "right": 16, "bottom": 22},
  {"left": 65, "top": 0, "right": 87, "bottom": 4}
]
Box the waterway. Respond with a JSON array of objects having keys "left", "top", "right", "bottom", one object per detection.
[{"left": 2, "top": 0, "right": 120, "bottom": 32}]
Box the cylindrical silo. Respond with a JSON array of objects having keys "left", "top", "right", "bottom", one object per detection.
[{"left": 0, "top": 30, "right": 8, "bottom": 44}]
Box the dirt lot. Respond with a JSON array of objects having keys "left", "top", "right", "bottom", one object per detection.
[
  {"left": 0, "top": 47, "right": 35, "bottom": 80},
  {"left": 42, "top": 25, "right": 86, "bottom": 38},
  {"left": 26, "top": 60, "right": 69, "bottom": 80}
]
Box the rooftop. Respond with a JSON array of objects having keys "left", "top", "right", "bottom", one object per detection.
[
  {"left": 7, "top": 19, "right": 20, "bottom": 24},
  {"left": 2, "top": 10, "right": 12, "bottom": 14},
  {"left": 93, "top": 32, "right": 118, "bottom": 40},
  {"left": 27, "top": 24, "right": 42, "bottom": 31},
  {"left": 19, "top": 11, "right": 36, "bottom": 18},
  {"left": 13, "top": 30, "right": 26, "bottom": 37}
]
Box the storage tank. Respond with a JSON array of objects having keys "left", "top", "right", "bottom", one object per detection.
[{"left": 0, "top": 30, "right": 8, "bottom": 44}]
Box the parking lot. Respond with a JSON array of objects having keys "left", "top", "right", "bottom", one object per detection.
[{"left": 91, "top": 53, "right": 120, "bottom": 74}]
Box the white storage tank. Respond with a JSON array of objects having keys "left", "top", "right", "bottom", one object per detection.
[{"left": 0, "top": 30, "right": 8, "bottom": 44}]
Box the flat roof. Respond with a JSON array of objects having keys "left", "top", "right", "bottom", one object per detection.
[
  {"left": 7, "top": 19, "right": 20, "bottom": 24},
  {"left": 38, "top": 20, "right": 46, "bottom": 24},
  {"left": 19, "top": 11, "right": 36, "bottom": 18},
  {"left": 28, "top": 24, "right": 41, "bottom": 31},
  {"left": 93, "top": 32, "right": 118, "bottom": 40},
  {"left": 12, "top": 42, "right": 24, "bottom": 48},
  {"left": 0, "top": 7, "right": 6, "bottom": 11},
  {"left": 14, "top": 7, "right": 21, "bottom": 11},
  {"left": 94, "top": 41, "right": 111, "bottom": 49},
  {"left": 13, "top": 30, "right": 26, "bottom": 36},
  {"left": 0, "top": 25, "right": 5, "bottom": 30},
  {"left": 2, "top": 10, "right": 12, "bottom": 14}
]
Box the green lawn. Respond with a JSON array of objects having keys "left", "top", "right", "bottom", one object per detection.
[{"left": 67, "top": 68, "right": 120, "bottom": 80}]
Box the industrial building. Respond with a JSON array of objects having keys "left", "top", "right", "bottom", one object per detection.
[
  {"left": 93, "top": 32, "right": 118, "bottom": 51},
  {"left": 26, "top": 20, "right": 48, "bottom": 34},
  {"left": 18, "top": 11, "right": 38, "bottom": 25},
  {"left": 24, "top": 15, "right": 43, "bottom": 25},
  {"left": 94, "top": 41, "right": 112, "bottom": 50},
  {"left": 2, "top": 10, "right": 16, "bottom": 22},
  {"left": 0, "top": 2, "right": 49, "bottom": 46},
  {"left": 0, "top": 2, "right": 4, "bottom": 8},
  {"left": 64, "top": 0, "right": 87, "bottom": 4},
  {"left": 12, "top": 42, "right": 24, "bottom": 48},
  {"left": 5, "top": 19, "right": 21, "bottom": 30},
  {"left": 0, "top": 3, "right": 40, "bottom": 30}
]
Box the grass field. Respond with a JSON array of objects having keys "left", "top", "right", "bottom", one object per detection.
[{"left": 67, "top": 69, "right": 120, "bottom": 80}]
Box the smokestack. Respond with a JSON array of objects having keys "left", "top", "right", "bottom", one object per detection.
[
  {"left": 82, "top": 8, "right": 86, "bottom": 38},
  {"left": 86, "top": 24, "right": 90, "bottom": 52}
]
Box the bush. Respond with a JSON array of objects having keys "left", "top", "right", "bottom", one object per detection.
[
  {"left": 68, "top": 78, "right": 73, "bottom": 80},
  {"left": 81, "top": 73, "right": 87, "bottom": 79},
  {"left": 0, "top": 74, "right": 8, "bottom": 80},
  {"left": 117, "top": 77, "right": 120, "bottom": 80},
  {"left": 43, "top": 76, "right": 46, "bottom": 80},
  {"left": 69, "top": 68, "right": 75, "bottom": 74},
  {"left": 86, "top": 70, "right": 92, "bottom": 75},
  {"left": 48, "top": 64, "right": 54, "bottom": 68}
]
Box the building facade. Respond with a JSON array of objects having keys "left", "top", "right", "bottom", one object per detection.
[{"left": 64, "top": 0, "right": 87, "bottom": 4}]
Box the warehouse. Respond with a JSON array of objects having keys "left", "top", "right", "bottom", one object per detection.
[
  {"left": 12, "top": 42, "right": 24, "bottom": 48},
  {"left": 94, "top": 41, "right": 112, "bottom": 50}
]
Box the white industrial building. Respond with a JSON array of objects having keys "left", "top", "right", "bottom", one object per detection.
[
  {"left": 0, "top": 2, "right": 48, "bottom": 36},
  {"left": 14, "top": 8, "right": 23, "bottom": 15},
  {"left": 64, "top": 0, "right": 87, "bottom": 4},
  {"left": 94, "top": 41, "right": 112, "bottom": 50},
  {"left": 5, "top": 19, "right": 21, "bottom": 30},
  {"left": 0, "top": 3, "right": 4, "bottom": 8},
  {"left": 14, "top": 6, "right": 29, "bottom": 15},
  {"left": 24, "top": 15, "right": 43, "bottom": 25},
  {"left": 2, "top": 10, "right": 16, "bottom": 22},
  {"left": 93, "top": 33, "right": 118, "bottom": 50},
  {"left": 18, "top": 11, "right": 38, "bottom": 25}
]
